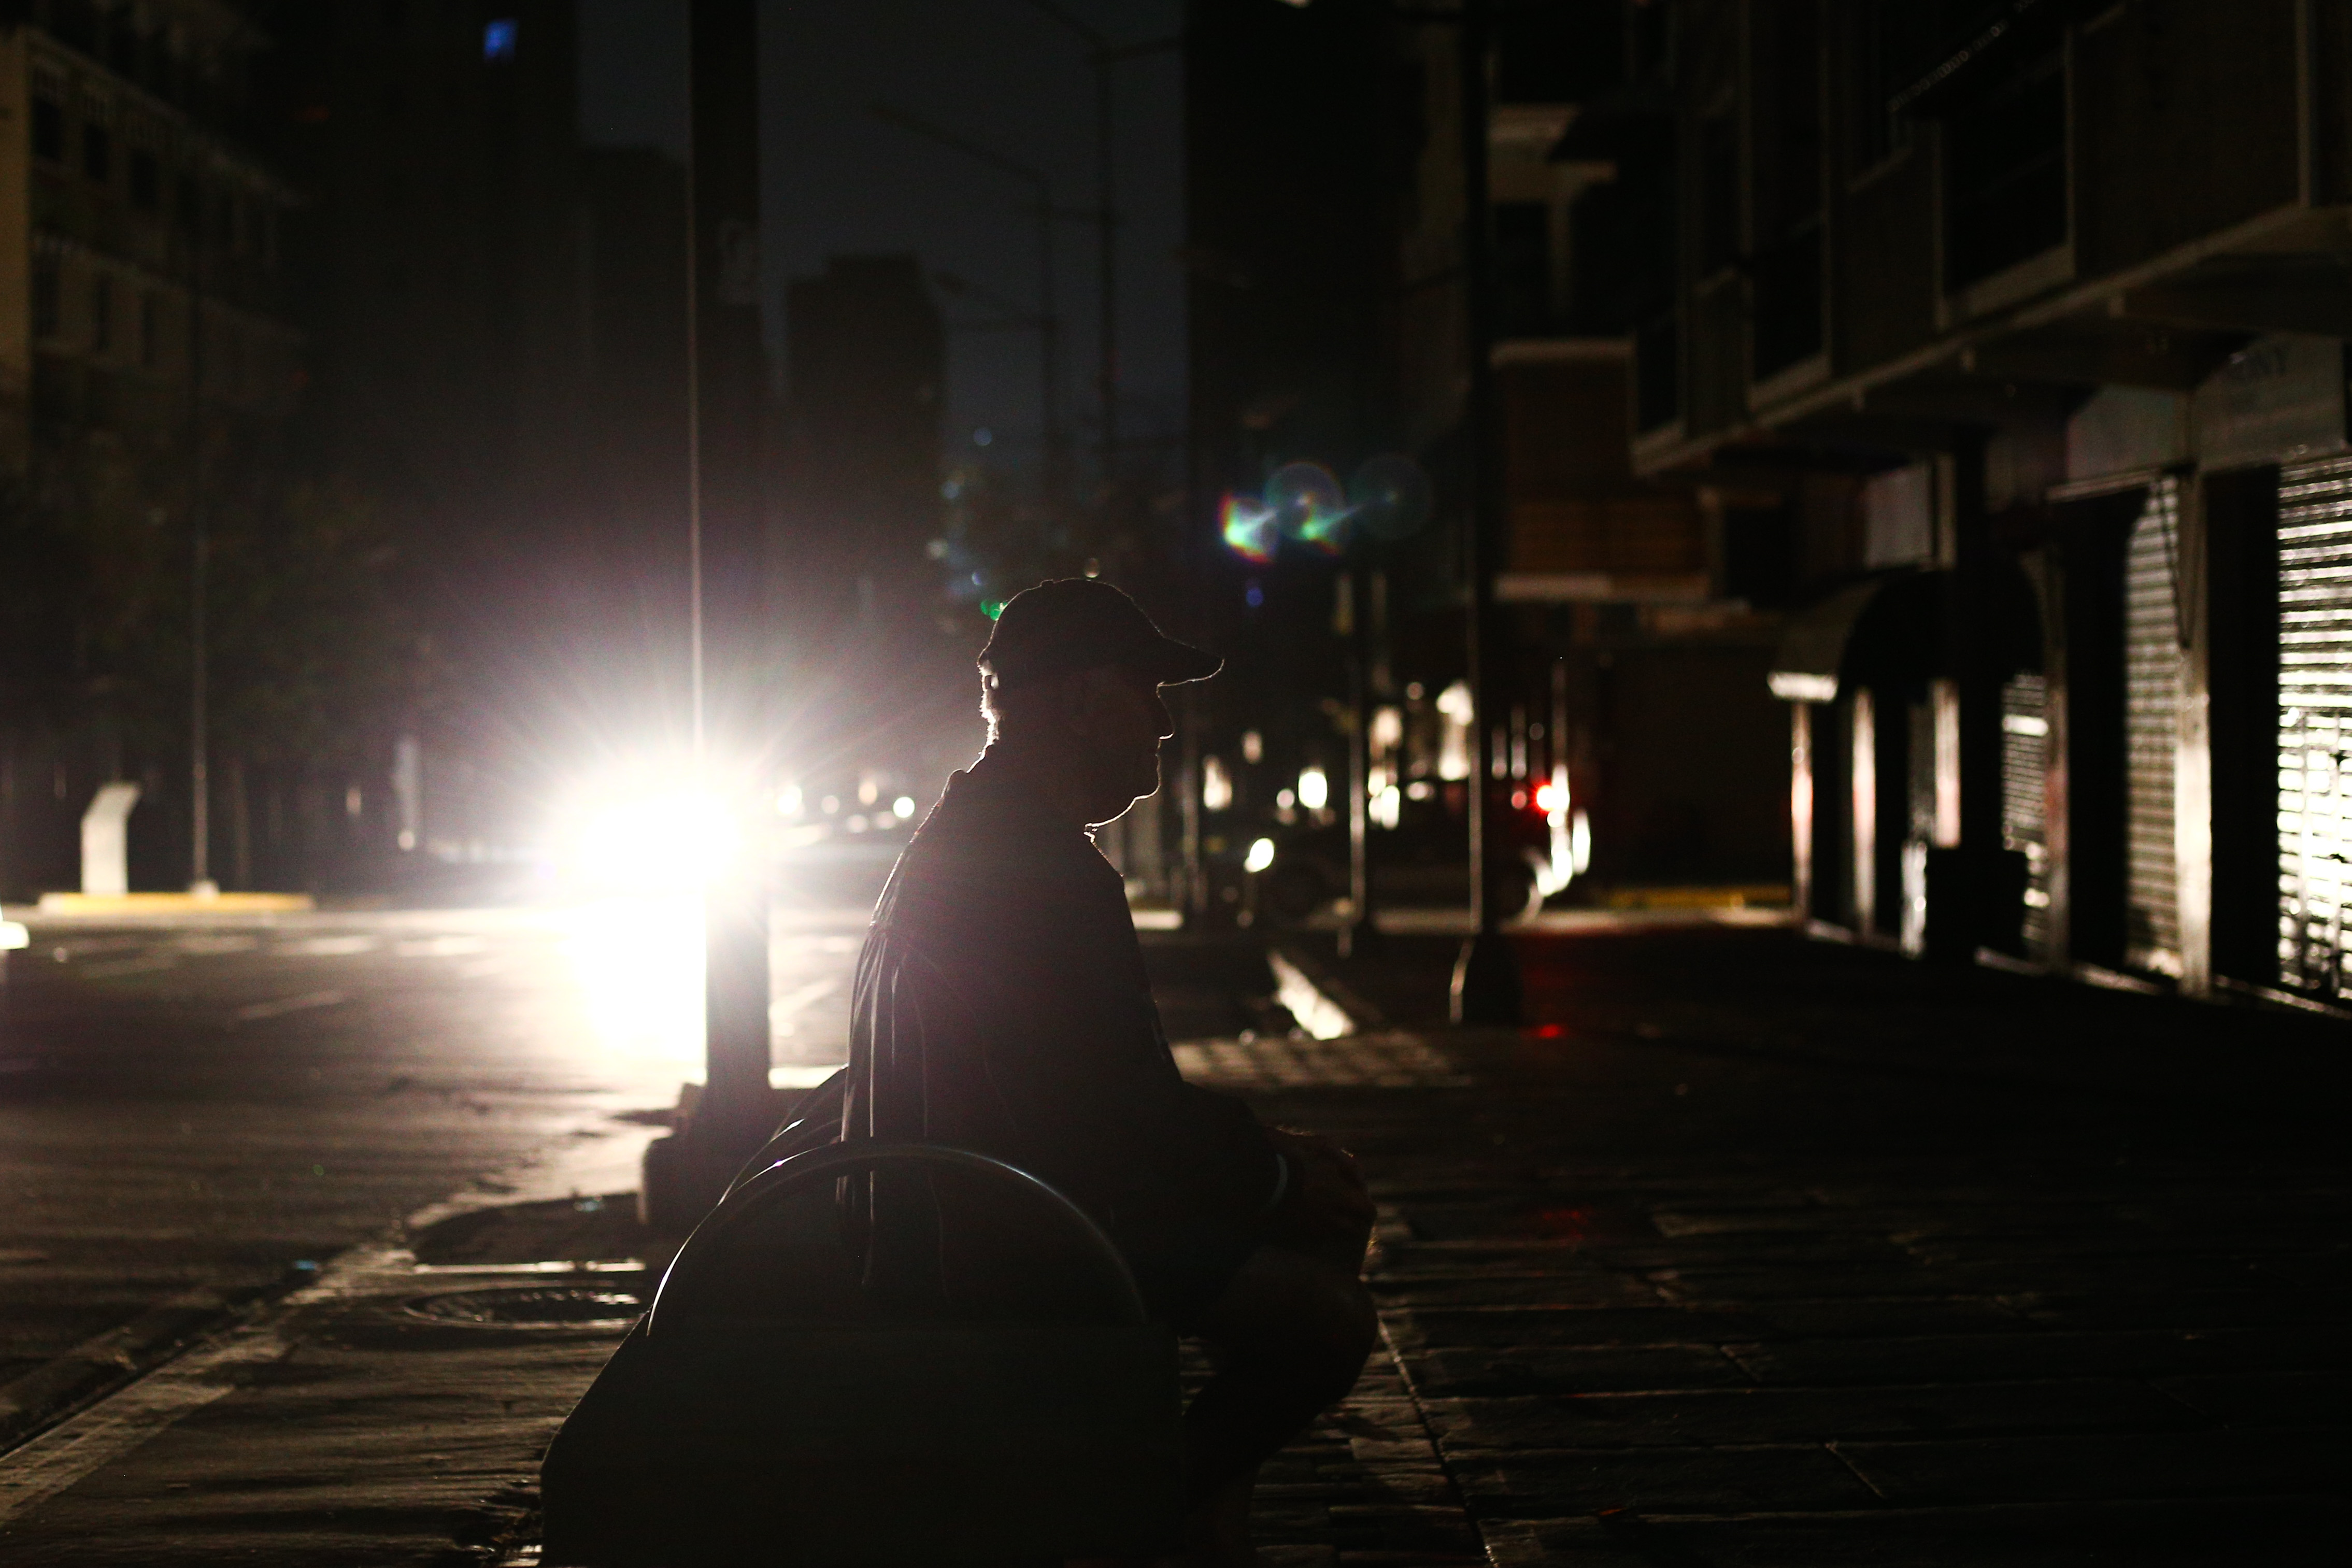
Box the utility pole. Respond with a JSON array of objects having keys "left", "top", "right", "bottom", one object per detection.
[
  {"left": 873, "top": 104, "right": 1085, "bottom": 523},
  {"left": 1450, "top": 0, "right": 1522, "bottom": 1024},
  {"left": 934, "top": 269, "right": 1062, "bottom": 480},
  {"left": 1021, "top": 2, "right": 1181, "bottom": 492},
  {"left": 187, "top": 180, "right": 213, "bottom": 896},
  {"left": 643, "top": 0, "right": 772, "bottom": 1230}
]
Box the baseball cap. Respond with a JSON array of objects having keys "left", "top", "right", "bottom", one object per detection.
[{"left": 978, "top": 578, "right": 1223, "bottom": 692}]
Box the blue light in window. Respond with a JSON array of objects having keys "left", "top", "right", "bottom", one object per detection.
[{"left": 484, "top": 19, "right": 519, "bottom": 61}]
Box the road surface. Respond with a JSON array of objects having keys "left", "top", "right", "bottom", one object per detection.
[{"left": 0, "top": 895, "right": 868, "bottom": 1431}]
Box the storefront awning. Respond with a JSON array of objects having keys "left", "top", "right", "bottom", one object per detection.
[
  {"left": 1767, "top": 571, "right": 1952, "bottom": 703},
  {"left": 1766, "top": 579, "right": 1888, "bottom": 702}
]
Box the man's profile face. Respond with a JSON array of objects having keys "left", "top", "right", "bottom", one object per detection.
[{"left": 1074, "top": 665, "right": 1174, "bottom": 821}]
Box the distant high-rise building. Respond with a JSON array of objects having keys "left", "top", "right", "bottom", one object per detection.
[
  {"left": 264, "top": 3, "right": 696, "bottom": 826},
  {"left": 780, "top": 253, "right": 945, "bottom": 621},
  {"left": 776, "top": 253, "right": 960, "bottom": 792}
]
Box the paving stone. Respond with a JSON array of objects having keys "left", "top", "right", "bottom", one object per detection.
[
  {"left": 1370, "top": 1273, "right": 1664, "bottom": 1308},
  {"left": 2152, "top": 1370, "right": 2352, "bottom": 1428},
  {"left": 1480, "top": 1517, "right": 1658, "bottom": 1567},
  {"left": 1455, "top": 1444, "right": 1880, "bottom": 1517},
  {"left": 1831, "top": 1428, "right": 2342, "bottom": 1506},
  {"left": 1401, "top": 1343, "right": 1755, "bottom": 1396},
  {"left": 1388, "top": 1304, "right": 1763, "bottom": 1348},
  {"left": 1702, "top": 1295, "right": 2030, "bottom": 1338},
  {"left": 1420, "top": 1378, "right": 2192, "bottom": 1452},
  {"left": 1995, "top": 1286, "right": 2350, "bottom": 1331},
  {"left": 1722, "top": 1325, "right": 2351, "bottom": 1386},
  {"left": 1627, "top": 1498, "right": 2346, "bottom": 1566}
]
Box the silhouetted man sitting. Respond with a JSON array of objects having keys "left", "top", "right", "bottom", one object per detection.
[{"left": 841, "top": 578, "right": 1376, "bottom": 1566}]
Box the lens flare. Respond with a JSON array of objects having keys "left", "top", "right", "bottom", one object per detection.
[
  {"left": 1348, "top": 453, "right": 1434, "bottom": 540},
  {"left": 1266, "top": 461, "right": 1350, "bottom": 554},
  {"left": 1220, "top": 493, "right": 1279, "bottom": 563}
]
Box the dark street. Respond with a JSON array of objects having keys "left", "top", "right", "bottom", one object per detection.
[
  {"left": 0, "top": 903, "right": 862, "bottom": 1453},
  {"left": 6, "top": 0, "right": 2352, "bottom": 1562},
  {"left": 0, "top": 919, "right": 2342, "bottom": 1562}
]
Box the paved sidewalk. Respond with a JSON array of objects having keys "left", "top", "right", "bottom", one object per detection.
[
  {"left": 1258, "top": 926, "right": 2349, "bottom": 1564},
  {"left": 0, "top": 925, "right": 2342, "bottom": 1564}
]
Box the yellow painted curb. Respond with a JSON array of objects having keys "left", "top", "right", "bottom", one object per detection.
[
  {"left": 35, "top": 892, "right": 317, "bottom": 915},
  {"left": 1601, "top": 885, "right": 1793, "bottom": 911}
]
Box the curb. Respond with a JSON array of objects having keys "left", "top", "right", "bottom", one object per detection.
[
  {"left": 1268, "top": 943, "right": 1389, "bottom": 1034},
  {"left": 0, "top": 1277, "right": 290, "bottom": 1456}
]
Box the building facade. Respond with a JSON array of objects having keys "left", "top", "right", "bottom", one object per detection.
[
  {"left": 0, "top": 0, "right": 300, "bottom": 895},
  {"left": 1183, "top": 0, "right": 1789, "bottom": 921},
  {"left": 1632, "top": 0, "right": 2352, "bottom": 1010}
]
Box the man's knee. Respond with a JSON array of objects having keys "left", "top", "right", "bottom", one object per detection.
[{"left": 1205, "top": 1247, "right": 1379, "bottom": 1402}]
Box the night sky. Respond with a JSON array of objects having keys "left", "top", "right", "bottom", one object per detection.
[{"left": 577, "top": 0, "right": 1188, "bottom": 478}]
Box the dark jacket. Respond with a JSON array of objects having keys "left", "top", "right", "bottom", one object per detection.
[{"left": 840, "top": 756, "right": 1282, "bottom": 1319}]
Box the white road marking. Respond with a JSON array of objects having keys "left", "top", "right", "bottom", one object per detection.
[
  {"left": 230, "top": 990, "right": 350, "bottom": 1023},
  {"left": 171, "top": 935, "right": 261, "bottom": 956},
  {"left": 394, "top": 936, "right": 490, "bottom": 958},
  {"left": 274, "top": 935, "right": 379, "bottom": 957},
  {"left": 76, "top": 954, "right": 179, "bottom": 980},
  {"left": 0, "top": 1334, "right": 284, "bottom": 1522}
]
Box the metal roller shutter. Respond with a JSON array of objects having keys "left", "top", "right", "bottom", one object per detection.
[
  {"left": 2277, "top": 454, "right": 2352, "bottom": 997},
  {"left": 2123, "top": 478, "right": 2183, "bottom": 976},
  {"left": 2001, "top": 674, "right": 2049, "bottom": 953}
]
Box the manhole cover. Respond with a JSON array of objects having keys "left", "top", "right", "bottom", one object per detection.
[{"left": 404, "top": 1285, "right": 645, "bottom": 1329}]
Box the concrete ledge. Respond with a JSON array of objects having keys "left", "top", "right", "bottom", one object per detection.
[{"left": 35, "top": 892, "right": 317, "bottom": 915}]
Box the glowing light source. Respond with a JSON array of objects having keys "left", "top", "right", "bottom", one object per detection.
[
  {"left": 559, "top": 784, "right": 744, "bottom": 894},
  {"left": 776, "top": 782, "right": 803, "bottom": 817},
  {"left": 1241, "top": 729, "right": 1263, "bottom": 764},
  {"left": 1435, "top": 680, "right": 1474, "bottom": 781},
  {"left": 1534, "top": 781, "right": 1569, "bottom": 814},
  {"left": 1221, "top": 494, "right": 1278, "bottom": 563},
  {"left": 1203, "top": 756, "right": 1233, "bottom": 812},
  {"left": 893, "top": 795, "right": 917, "bottom": 819},
  {"left": 483, "top": 19, "right": 519, "bottom": 61},
  {"left": 1243, "top": 837, "right": 1276, "bottom": 874},
  {"left": 1296, "top": 765, "right": 1329, "bottom": 811}
]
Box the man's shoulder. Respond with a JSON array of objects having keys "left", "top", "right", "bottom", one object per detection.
[{"left": 878, "top": 770, "right": 1122, "bottom": 937}]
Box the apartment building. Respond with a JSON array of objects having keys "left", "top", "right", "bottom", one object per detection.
[{"left": 1635, "top": 0, "right": 2352, "bottom": 1008}]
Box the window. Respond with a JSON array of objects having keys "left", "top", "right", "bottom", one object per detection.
[
  {"left": 32, "top": 257, "right": 61, "bottom": 341},
  {"left": 484, "top": 19, "right": 519, "bottom": 61},
  {"left": 82, "top": 121, "right": 111, "bottom": 184},
  {"left": 1494, "top": 202, "right": 1555, "bottom": 338},
  {"left": 32, "top": 97, "right": 64, "bottom": 164},
  {"left": 92, "top": 274, "right": 112, "bottom": 352},
  {"left": 1943, "top": 47, "right": 2066, "bottom": 289},
  {"left": 129, "top": 148, "right": 159, "bottom": 211},
  {"left": 140, "top": 291, "right": 160, "bottom": 368},
  {"left": 1751, "top": 1, "right": 1824, "bottom": 378},
  {"left": 1698, "top": 109, "right": 1739, "bottom": 276}
]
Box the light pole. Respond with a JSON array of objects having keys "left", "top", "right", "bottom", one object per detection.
[
  {"left": 642, "top": 0, "right": 771, "bottom": 1230},
  {"left": 185, "top": 176, "right": 213, "bottom": 896},
  {"left": 1449, "top": 0, "right": 1522, "bottom": 1023}
]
